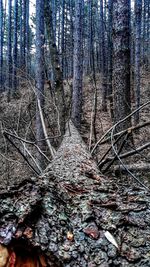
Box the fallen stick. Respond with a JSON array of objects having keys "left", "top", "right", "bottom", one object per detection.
[
  {"left": 98, "top": 132, "right": 126, "bottom": 168},
  {"left": 37, "top": 98, "right": 56, "bottom": 158},
  {"left": 100, "top": 121, "right": 150, "bottom": 145},
  {"left": 114, "top": 163, "right": 150, "bottom": 172},
  {"left": 91, "top": 101, "right": 150, "bottom": 155},
  {"left": 3, "top": 132, "right": 40, "bottom": 175},
  {"left": 103, "top": 132, "right": 130, "bottom": 173},
  {"left": 99, "top": 142, "right": 150, "bottom": 169}
]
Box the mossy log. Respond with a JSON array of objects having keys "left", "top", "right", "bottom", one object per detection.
[{"left": 0, "top": 122, "right": 150, "bottom": 266}]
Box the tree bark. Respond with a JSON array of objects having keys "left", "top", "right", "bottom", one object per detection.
[
  {"left": 7, "top": 0, "right": 12, "bottom": 98},
  {"left": 35, "top": 0, "right": 45, "bottom": 168},
  {"left": 107, "top": 0, "right": 113, "bottom": 118},
  {"left": 0, "top": 0, "right": 3, "bottom": 90},
  {"left": 71, "top": 0, "right": 84, "bottom": 130},
  {"left": 44, "top": 0, "right": 66, "bottom": 139},
  {"left": 134, "top": 0, "right": 142, "bottom": 124},
  {"left": 100, "top": 0, "right": 107, "bottom": 112},
  {"left": 0, "top": 122, "right": 150, "bottom": 266},
  {"left": 112, "top": 0, "right": 132, "bottom": 132},
  {"left": 13, "top": 0, "right": 18, "bottom": 93}
]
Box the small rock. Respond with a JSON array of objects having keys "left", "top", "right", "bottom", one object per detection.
[
  {"left": 63, "top": 252, "right": 71, "bottom": 262},
  {"left": 72, "top": 251, "right": 78, "bottom": 259},
  {"left": 83, "top": 222, "right": 99, "bottom": 240},
  {"left": 63, "top": 244, "right": 70, "bottom": 252}
]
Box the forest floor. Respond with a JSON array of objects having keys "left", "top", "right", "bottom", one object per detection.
[{"left": 0, "top": 70, "right": 150, "bottom": 190}]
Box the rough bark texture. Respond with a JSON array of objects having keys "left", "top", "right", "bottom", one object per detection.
[
  {"left": 7, "top": 0, "right": 12, "bottom": 93},
  {"left": 87, "top": 0, "right": 93, "bottom": 75},
  {"left": 107, "top": 0, "right": 113, "bottom": 118},
  {"left": 19, "top": 0, "right": 23, "bottom": 69},
  {"left": 13, "top": 0, "right": 18, "bottom": 92},
  {"left": 22, "top": 0, "right": 27, "bottom": 68},
  {"left": 35, "top": 0, "right": 45, "bottom": 167},
  {"left": 44, "top": 0, "right": 66, "bottom": 139},
  {"left": 71, "top": 0, "right": 83, "bottom": 130},
  {"left": 26, "top": 0, "right": 30, "bottom": 73},
  {"left": 0, "top": 122, "right": 150, "bottom": 266},
  {"left": 100, "top": 0, "right": 107, "bottom": 112},
  {"left": 134, "top": 0, "right": 142, "bottom": 124},
  {"left": 112, "top": 0, "right": 132, "bottom": 132},
  {"left": 0, "top": 0, "right": 3, "bottom": 90}
]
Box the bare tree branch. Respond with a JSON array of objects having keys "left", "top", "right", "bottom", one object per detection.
[
  {"left": 91, "top": 101, "right": 150, "bottom": 155},
  {"left": 37, "top": 98, "right": 56, "bottom": 158},
  {"left": 99, "top": 120, "right": 150, "bottom": 145},
  {"left": 3, "top": 132, "right": 40, "bottom": 176},
  {"left": 100, "top": 141, "right": 150, "bottom": 167}
]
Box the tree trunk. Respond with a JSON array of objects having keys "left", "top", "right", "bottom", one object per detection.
[
  {"left": 0, "top": 122, "right": 150, "bottom": 266},
  {"left": 69, "top": 0, "right": 74, "bottom": 78},
  {"left": 87, "top": 0, "right": 93, "bottom": 75},
  {"left": 19, "top": 0, "right": 23, "bottom": 69},
  {"left": 107, "top": 0, "right": 113, "bottom": 118},
  {"left": 13, "top": 0, "right": 18, "bottom": 93},
  {"left": 71, "top": 0, "right": 84, "bottom": 130},
  {"left": 7, "top": 0, "right": 12, "bottom": 98},
  {"left": 112, "top": 0, "right": 132, "bottom": 132},
  {"left": 0, "top": 0, "right": 3, "bottom": 91},
  {"left": 61, "top": 0, "right": 65, "bottom": 79},
  {"left": 100, "top": 0, "right": 107, "bottom": 112},
  {"left": 44, "top": 0, "right": 66, "bottom": 139},
  {"left": 26, "top": 0, "right": 30, "bottom": 74},
  {"left": 22, "top": 0, "right": 27, "bottom": 69},
  {"left": 134, "top": 0, "right": 142, "bottom": 124},
  {"left": 35, "top": 0, "right": 45, "bottom": 168}
]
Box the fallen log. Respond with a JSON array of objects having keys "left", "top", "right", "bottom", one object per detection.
[{"left": 0, "top": 122, "right": 150, "bottom": 266}]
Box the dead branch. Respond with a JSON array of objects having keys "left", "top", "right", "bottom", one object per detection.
[
  {"left": 100, "top": 141, "right": 150, "bottom": 167},
  {"left": 91, "top": 101, "right": 150, "bottom": 155},
  {"left": 3, "top": 132, "right": 40, "bottom": 175},
  {"left": 3, "top": 130, "right": 52, "bottom": 163},
  {"left": 98, "top": 131, "right": 126, "bottom": 168},
  {"left": 37, "top": 98, "right": 56, "bottom": 158},
  {"left": 102, "top": 132, "right": 130, "bottom": 173},
  {"left": 114, "top": 163, "right": 150, "bottom": 172},
  {"left": 99, "top": 120, "right": 150, "bottom": 145},
  {"left": 20, "top": 140, "right": 43, "bottom": 174},
  {"left": 110, "top": 118, "right": 149, "bottom": 191},
  {"left": 89, "top": 82, "right": 97, "bottom": 150}
]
